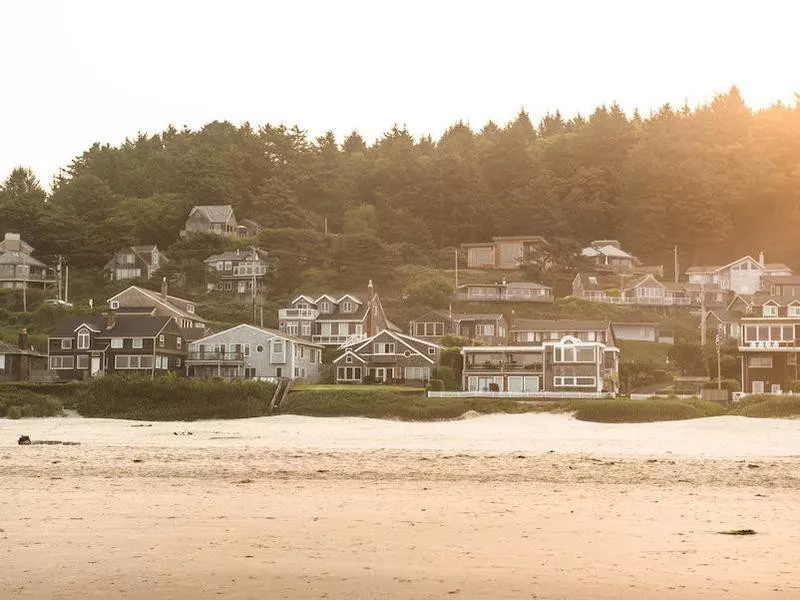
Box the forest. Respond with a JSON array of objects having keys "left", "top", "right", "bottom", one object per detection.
[{"left": 2, "top": 86, "right": 800, "bottom": 291}]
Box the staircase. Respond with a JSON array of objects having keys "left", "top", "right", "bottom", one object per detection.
[{"left": 270, "top": 378, "right": 293, "bottom": 411}]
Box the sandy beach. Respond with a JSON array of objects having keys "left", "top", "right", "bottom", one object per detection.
[{"left": 2, "top": 413, "right": 800, "bottom": 599}]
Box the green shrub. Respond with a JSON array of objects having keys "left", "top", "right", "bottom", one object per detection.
[
  {"left": 6, "top": 406, "right": 21, "bottom": 419},
  {"left": 703, "top": 379, "right": 741, "bottom": 392},
  {"left": 0, "top": 387, "right": 63, "bottom": 418},
  {"left": 75, "top": 375, "right": 276, "bottom": 421},
  {"left": 731, "top": 395, "right": 800, "bottom": 418},
  {"left": 428, "top": 379, "right": 445, "bottom": 391},
  {"left": 569, "top": 397, "right": 726, "bottom": 423}
]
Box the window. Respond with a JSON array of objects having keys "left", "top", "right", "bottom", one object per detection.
[
  {"left": 554, "top": 376, "right": 596, "bottom": 387},
  {"left": 748, "top": 356, "right": 773, "bottom": 368},
  {"left": 256, "top": 345, "right": 264, "bottom": 353},
  {"left": 475, "top": 324, "right": 495, "bottom": 336},
  {"left": 337, "top": 366, "right": 363, "bottom": 381},
  {"left": 110, "top": 300, "right": 119, "bottom": 310},
  {"left": 763, "top": 305, "right": 778, "bottom": 317},
  {"left": 177, "top": 337, "right": 182, "bottom": 349},
  {"left": 427, "top": 347, "right": 436, "bottom": 355},
  {"left": 158, "top": 335, "right": 165, "bottom": 347},
  {"left": 61, "top": 339, "right": 73, "bottom": 350},
  {"left": 49, "top": 355, "right": 74, "bottom": 369},
  {"left": 345, "top": 355, "right": 353, "bottom": 363},
  {"left": 309, "top": 349, "right": 316, "bottom": 364},
  {"left": 789, "top": 305, "right": 800, "bottom": 317},
  {"left": 77, "top": 331, "right": 90, "bottom": 350},
  {"left": 554, "top": 346, "right": 595, "bottom": 363},
  {"left": 115, "top": 355, "right": 154, "bottom": 369},
  {"left": 374, "top": 342, "right": 395, "bottom": 354},
  {"left": 300, "top": 321, "right": 312, "bottom": 337},
  {"left": 341, "top": 301, "right": 355, "bottom": 313},
  {"left": 187, "top": 305, "right": 195, "bottom": 314},
  {"left": 111, "top": 338, "right": 123, "bottom": 349},
  {"left": 405, "top": 367, "right": 431, "bottom": 381},
  {"left": 133, "top": 338, "right": 143, "bottom": 349},
  {"left": 319, "top": 301, "right": 332, "bottom": 313}
]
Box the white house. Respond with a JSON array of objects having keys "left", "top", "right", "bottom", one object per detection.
[{"left": 686, "top": 254, "right": 791, "bottom": 295}]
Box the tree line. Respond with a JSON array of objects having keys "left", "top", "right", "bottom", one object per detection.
[{"left": 3, "top": 86, "right": 800, "bottom": 281}]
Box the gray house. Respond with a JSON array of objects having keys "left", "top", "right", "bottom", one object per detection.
[
  {"left": 334, "top": 330, "right": 441, "bottom": 385},
  {"left": 185, "top": 324, "right": 323, "bottom": 382},
  {"left": 180, "top": 205, "right": 238, "bottom": 237}
]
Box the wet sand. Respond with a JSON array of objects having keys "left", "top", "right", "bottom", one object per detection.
[{"left": 2, "top": 414, "right": 800, "bottom": 599}]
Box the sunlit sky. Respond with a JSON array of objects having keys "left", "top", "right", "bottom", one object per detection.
[{"left": 2, "top": 0, "right": 799, "bottom": 188}]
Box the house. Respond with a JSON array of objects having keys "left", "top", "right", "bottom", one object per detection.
[
  {"left": 185, "top": 324, "right": 323, "bottom": 382},
  {"left": 581, "top": 240, "right": 637, "bottom": 272},
  {"left": 763, "top": 275, "right": 800, "bottom": 298},
  {"left": 48, "top": 314, "right": 186, "bottom": 381},
  {"left": 703, "top": 310, "right": 742, "bottom": 344},
  {"left": 277, "top": 281, "right": 389, "bottom": 346},
  {"left": 572, "top": 273, "right": 724, "bottom": 307},
  {"left": 461, "top": 319, "right": 619, "bottom": 394},
  {"left": 107, "top": 282, "right": 208, "bottom": 330},
  {"left": 334, "top": 330, "right": 441, "bottom": 385},
  {"left": 407, "top": 310, "right": 508, "bottom": 345},
  {"left": 104, "top": 245, "right": 168, "bottom": 281},
  {"left": 237, "top": 219, "right": 262, "bottom": 238},
  {"left": 461, "top": 235, "right": 548, "bottom": 270},
  {"left": 686, "top": 253, "right": 792, "bottom": 295},
  {"left": 180, "top": 205, "right": 238, "bottom": 237},
  {"left": 204, "top": 248, "right": 269, "bottom": 295},
  {"left": 737, "top": 295, "right": 800, "bottom": 393},
  {"left": 613, "top": 322, "right": 659, "bottom": 343},
  {"left": 455, "top": 280, "right": 553, "bottom": 303},
  {"left": 0, "top": 329, "right": 48, "bottom": 381},
  {"left": 0, "top": 233, "right": 56, "bottom": 290}
]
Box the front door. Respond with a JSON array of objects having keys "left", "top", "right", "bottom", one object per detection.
[
  {"left": 90, "top": 356, "right": 102, "bottom": 377},
  {"left": 751, "top": 380, "right": 765, "bottom": 393}
]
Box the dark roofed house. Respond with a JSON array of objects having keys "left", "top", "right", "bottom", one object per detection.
[
  {"left": 107, "top": 282, "right": 208, "bottom": 330},
  {"left": 104, "top": 245, "right": 168, "bottom": 281},
  {"left": 0, "top": 329, "right": 48, "bottom": 381},
  {"left": 204, "top": 247, "right": 269, "bottom": 295},
  {"left": 48, "top": 313, "right": 187, "bottom": 380},
  {"left": 407, "top": 310, "right": 508, "bottom": 345}
]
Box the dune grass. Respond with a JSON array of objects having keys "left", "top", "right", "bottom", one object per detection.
[
  {"left": 0, "top": 387, "right": 63, "bottom": 418},
  {"left": 729, "top": 394, "right": 800, "bottom": 418},
  {"left": 280, "top": 390, "right": 547, "bottom": 421},
  {"left": 291, "top": 384, "right": 425, "bottom": 394},
  {"left": 566, "top": 397, "right": 726, "bottom": 423}
]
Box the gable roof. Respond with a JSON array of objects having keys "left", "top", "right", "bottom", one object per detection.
[
  {"left": 0, "top": 250, "right": 46, "bottom": 268},
  {"left": 686, "top": 255, "right": 792, "bottom": 275},
  {"left": 706, "top": 310, "right": 742, "bottom": 324},
  {"left": 763, "top": 275, "right": 800, "bottom": 286},
  {"left": 204, "top": 248, "right": 268, "bottom": 263},
  {"left": 190, "top": 205, "right": 235, "bottom": 223},
  {"left": 105, "top": 315, "right": 173, "bottom": 338},
  {"left": 0, "top": 338, "right": 46, "bottom": 357},
  {"left": 107, "top": 286, "right": 204, "bottom": 323},
  {"left": 332, "top": 349, "right": 367, "bottom": 364},
  {"left": 188, "top": 323, "right": 323, "bottom": 348},
  {"left": 349, "top": 329, "right": 441, "bottom": 363},
  {"left": 581, "top": 244, "right": 636, "bottom": 260},
  {"left": 53, "top": 316, "right": 108, "bottom": 337},
  {"left": 512, "top": 319, "right": 611, "bottom": 332}
]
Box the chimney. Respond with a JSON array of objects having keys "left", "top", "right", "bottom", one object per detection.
[
  {"left": 161, "top": 276, "right": 168, "bottom": 301},
  {"left": 368, "top": 279, "right": 374, "bottom": 298},
  {"left": 758, "top": 251, "right": 765, "bottom": 266},
  {"left": 4, "top": 233, "right": 21, "bottom": 252},
  {"left": 17, "top": 328, "right": 28, "bottom": 351}
]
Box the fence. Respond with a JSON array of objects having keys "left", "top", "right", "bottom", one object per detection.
[{"left": 427, "top": 391, "right": 613, "bottom": 400}]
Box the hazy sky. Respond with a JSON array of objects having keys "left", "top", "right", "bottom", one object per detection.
[{"left": 2, "top": 0, "right": 799, "bottom": 188}]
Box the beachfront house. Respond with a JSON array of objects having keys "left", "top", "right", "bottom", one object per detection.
[
  {"left": 185, "top": 324, "right": 323, "bottom": 382},
  {"left": 461, "top": 319, "right": 619, "bottom": 395},
  {"left": 0, "top": 329, "right": 48, "bottom": 382},
  {"left": 407, "top": 310, "right": 508, "bottom": 345}
]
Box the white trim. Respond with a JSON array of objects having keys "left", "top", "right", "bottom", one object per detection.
[{"left": 332, "top": 349, "right": 366, "bottom": 364}]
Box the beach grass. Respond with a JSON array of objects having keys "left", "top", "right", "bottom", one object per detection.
[
  {"left": 730, "top": 394, "right": 800, "bottom": 418},
  {"left": 280, "top": 390, "right": 548, "bottom": 421},
  {"left": 567, "top": 397, "right": 726, "bottom": 423},
  {"left": 291, "top": 384, "right": 425, "bottom": 394},
  {"left": 0, "top": 387, "right": 63, "bottom": 418}
]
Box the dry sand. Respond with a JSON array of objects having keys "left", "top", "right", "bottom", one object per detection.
[{"left": 2, "top": 413, "right": 800, "bottom": 599}]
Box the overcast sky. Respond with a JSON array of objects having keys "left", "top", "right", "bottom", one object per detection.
[{"left": 2, "top": 0, "right": 799, "bottom": 188}]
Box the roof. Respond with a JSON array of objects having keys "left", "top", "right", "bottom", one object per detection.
[
  {"left": 686, "top": 255, "right": 792, "bottom": 275},
  {"left": 291, "top": 292, "right": 364, "bottom": 304},
  {"left": 346, "top": 329, "right": 441, "bottom": 362},
  {"left": 0, "top": 251, "right": 46, "bottom": 268},
  {"left": 613, "top": 321, "right": 659, "bottom": 328},
  {"left": 190, "top": 205, "right": 235, "bottom": 223},
  {"left": 748, "top": 294, "right": 800, "bottom": 307},
  {"left": 315, "top": 304, "right": 369, "bottom": 321},
  {"left": 512, "top": 319, "right": 611, "bottom": 331},
  {"left": 457, "top": 281, "right": 551, "bottom": 290},
  {"left": 189, "top": 323, "right": 323, "bottom": 349},
  {"left": 454, "top": 313, "right": 505, "bottom": 322},
  {"left": 205, "top": 249, "right": 268, "bottom": 263},
  {"left": 0, "top": 339, "right": 46, "bottom": 357},
  {"left": 492, "top": 235, "right": 547, "bottom": 243},
  {"left": 106, "top": 315, "right": 172, "bottom": 337},
  {"left": 763, "top": 275, "right": 800, "bottom": 285},
  {"left": 107, "top": 286, "right": 204, "bottom": 323},
  {"left": 706, "top": 310, "right": 742, "bottom": 324},
  {"left": 581, "top": 244, "right": 635, "bottom": 260},
  {"left": 52, "top": 316, "right": 109, "bottom": 337}
]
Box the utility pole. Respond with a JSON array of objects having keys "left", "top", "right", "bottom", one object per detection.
[
  {"left": 454, "top": 248, "right": 459, "bottom": 289},
  {"left": 65, "top": 264, "right": 69, "bottom": 304},
  {"left": 21, "top": 253, "right": 27, "bottom": 313},
  {"left": 673, "top": 245, "right": 679, "bottom": 283},
  {"left": 251, "top": 246, "right": 258, "bottom": 325},
  {"left": 700, "top": 280, "right": 707, "bottom": 347},
  {"left": 716, "top": 330, "right": 722, "bottom": 389},
  {"left": 57, "top": 255, "right": 63, "bottom": 301}
]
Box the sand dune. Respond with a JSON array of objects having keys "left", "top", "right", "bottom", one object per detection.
[{"left": 2, "top": 413, "right": 799, "bottom": 599}]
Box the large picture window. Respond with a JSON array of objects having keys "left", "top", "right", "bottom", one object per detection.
[
  {"left": 49, "top": 355, "right": 74, "bottom": 369},
  {"left": 554, "top": 346, "right": 596, "bottom": 363},
  {"left": 114, "top": 355, "right": 154, "bottom": 369}
]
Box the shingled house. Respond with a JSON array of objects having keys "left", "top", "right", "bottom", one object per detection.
[
  {"left": 0, "top": 329, "right": 47, "bottom": 381},
  {"left": 180, "top": 205, "right": 238, "bottom": 237},
  {"left": 104, "top": 245, "right": 168, "bottom": 281},
  {"left": 334, "top": 330, "right": 441, "bottom": 385}
]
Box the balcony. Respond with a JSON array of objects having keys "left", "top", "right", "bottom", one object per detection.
[
  {"left": 186, "top": 351, "right": 245, "bottom": 363},
  {"left": 583, "top": 295, "right": 691, "bottom": 306},
  {"left": 279, "top": 308, "right": 320, "bottom": 320},
  {"left": 739, "top": 340, "right": 798, "bottom": 351},
  {"left": 313, "top": 333, "right": 367, "bottom": 346},
  {"left": 455, "top": 291, "right": 554, "bottom": 303}
]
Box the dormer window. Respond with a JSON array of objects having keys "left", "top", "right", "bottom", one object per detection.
[
  {"left": 341, "top": 301, "right": 355, "bottom": 313},
  {"left": 110, "top": 300, "right": 119, "bottom": 310},
  {"left": 77, "top": 330, "right": 90, "bottom": 350},
  {"left": 187, "top": 305, "right": 195, "bottom": 314},
  {"left": 763, "top": 305, "right": 778, "bottom": 317},
  {"left": 789, "top": 305, "right": 800, "bottom": 318},
  {"left": 319, "top": 301, "right": 332, "bottom": 313}
]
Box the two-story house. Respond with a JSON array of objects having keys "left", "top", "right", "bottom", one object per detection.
[
  {"left": 687, "top": 253, "right": 792, "bottom": 295},
  {"left": 104, "top": 245, "right": 168, "bottom": 281},
  {"left": 204, "top": 248, "right": 269, "bottom": 295},
  {"left": 738, "top": 295, "right": 800, "bottom": 393},
  {"left": 461, "top": 319, "right": 619, "bottom": 395},
  {"left": 407, "top": 310, "right": 508, "bottom": 345},
  {"left": 107, "top": 282, "right": 208, "bottom": 332},
  {"left": 48, "top": 313, "right": 186, "bottom": 380},
  {"left": 0, "top": 233, "right": 56, "bottom": 290},
  {"left": 334, "top": 330, "right": 441, "bottom": 385},
  {"left": 763, "top": 275, "right": 800, "bottom": 298},
  {"left": 180, "top": 205, "right": 238, "bottom": 237},
  {"left": 278, "top": 281, "right": 389, "bottom": 346},
  {"left": 455, "top": 280, "right": 553, "bottom": 303},
  {"left": 185, "top": 324, "right": 323, "bottom": 382},
  {"left": 461, "top": 235, "right": 548, "bottom": 270}
]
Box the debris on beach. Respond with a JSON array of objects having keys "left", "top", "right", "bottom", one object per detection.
[
  {"left": 18, "top": 435, "right": 79, "bottom": 446},
  {"left": 718, "top": 529, "right": 757, "bottom": 535}
]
